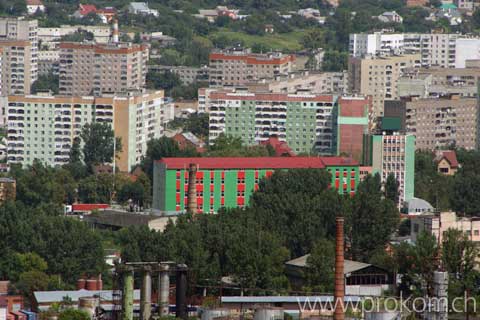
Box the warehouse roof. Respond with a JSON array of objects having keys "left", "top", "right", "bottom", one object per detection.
[
  {"left": 34, "top": 289, "right": 140, "bottom": 303},
  {"left": 285, "top": 254, "right": 372, "bottom": 274},
  {"left": 221, "top": 296, "right": 361, "bottom": 303},
  {"left": 157, "top": 157, "right": 358, "bottom": 170}
]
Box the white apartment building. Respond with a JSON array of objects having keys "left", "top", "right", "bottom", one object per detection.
[
  {"left": 349, "top": 32, "right": 480, "bottom": 68},
  {"left": 6, "top": 90, "right": 173, "bottom": 171},
  {"left": 38, "top": 25, "right": 111, "bottom": 48}
]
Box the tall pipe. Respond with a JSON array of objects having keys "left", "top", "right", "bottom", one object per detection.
[
  {"left": 112, "top": 19, "right": 119, "bottom": 43},
  {"left": 140, "top": 267, "right": 152, "bottom": 320},
  {"left": 175, "top": 264, "right": 188, "bottom": 320},
  {"left": 187, "top": 163, "right": 197, "bottom": 214},
  {"left": 122, "top": 267, "right": 134, "bottom": 320},
  {"left": 334, "top": 217, "right": 345, "bottom": 320},
  {"left": 158, "top": 264, "right": 170, "bottom": 317}
]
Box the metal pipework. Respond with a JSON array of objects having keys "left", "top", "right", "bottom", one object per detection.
[
  {"left": 187, "top": 163, "right": 197, "bottom": 214},
  {"left": 334, "top": 217, "right": 345, "bottom": 320},
  {"left": 140, "top": 266, "right": 152, "bottom": 320},
  {"left": 175, "top": 264, "right": 188, "bottom": 320},
  {"left": 158, "top": 264, "right": 170, "bottom": 316},
  {"left": 122, "top": 267, "right": 134, "bottom": 320}
]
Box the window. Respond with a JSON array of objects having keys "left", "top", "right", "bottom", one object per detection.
[
  {"left": 475, "top": 230, "right": 479, "bottom": 236},
  {"left": 238, "top": 178, "right": 245, "bottom": 184},
  {"left": 413, "top": 224, "right": 419, "bottom": 233}
]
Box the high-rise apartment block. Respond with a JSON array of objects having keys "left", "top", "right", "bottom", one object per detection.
[
  {"left": 363, "top": 134, "right": 415, "bottom": 207},
  {"left": 6, "top": 90, "right": 172, "bottom": 171},
  {"left": 209, "top": 48, "right": 295, "bottom": 87},
  {"left": 208, "top": 90, "right": 337, "bottom": 154},
  {"left": 58, "top": 42, "right": 148, "bottom": 96},
  {"left": 397, "top": 67, "right": 480, "bottom": 98},
  {"left": 0, "top": 41, "right": 33, "bottom": 96},
  {"left": 349, "top": 32, "right": 480, "bottom": 68},
  {"left": 405, "top": 95, "right": 480, "bottom": 150},
  {"left": 348, "top": 54, "right": 420, "bottom": 117},
  {"left": 0, "top": 17, "right": 38, "bottom": 83}
]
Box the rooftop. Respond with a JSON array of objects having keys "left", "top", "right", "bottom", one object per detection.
[
  {"left": 435, "top": 150, "right": 459, "bottom": 168},
  {"left": 285, "top": 254, "right": 372, "bottom": 274},
  {"left": 156, "top": 157, "right": 358, "bottom": 170}
]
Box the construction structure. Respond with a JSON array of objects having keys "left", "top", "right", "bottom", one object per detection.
[{"left": 114, "top": 262, "right": 188, "bottom": 320}]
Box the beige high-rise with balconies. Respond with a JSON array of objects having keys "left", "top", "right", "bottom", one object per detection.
[
  {"left": 0, "top": 17, "right": 38, "bottom": 83},
  {"left": 0, "top": 41, "right": 32, "bottom": 96},
  {"left": 209, "top": 48, "right": 295, "bottom": 87},
  {"left": 58, "top": 42, "right": 148, "bottom": 96},
  {"left": 348, "top": 54, "right": 420, "bottom": 118}
]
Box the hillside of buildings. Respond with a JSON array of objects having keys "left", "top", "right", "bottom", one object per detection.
[{"left": 2, "top": 0, "right": 480, "bottom": 319}]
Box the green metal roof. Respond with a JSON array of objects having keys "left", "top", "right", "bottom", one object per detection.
[
  {"left": 441, "top": 3, "right": 457, "bottom": 9},
  {"left": 381, "top": 117, "right": 402, "bottom": 130}
]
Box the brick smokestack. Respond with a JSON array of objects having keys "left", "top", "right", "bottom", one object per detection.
[
  {"left": 187, "top": 163, "right": 197, "bottom": 214},
  {"left": 334, "top": 217, "right": 345, "bottom": 320}
]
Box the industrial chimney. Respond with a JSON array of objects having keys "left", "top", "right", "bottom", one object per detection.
[
  {"left": 334, "top": 217, "right": 345, "bottom": 320},
  {"left": 187, "top": 163, "right": 197, "bottom": 214},
  {"left": 176, "top": 264, "right": 188, "bottom": 320},
  {"left": 112, "top": 19, "right": 119, "bottom": 43}
]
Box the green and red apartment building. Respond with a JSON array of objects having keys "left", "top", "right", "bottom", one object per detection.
[{"left": 153, "top": 157, "right": 360, "bottom": 213}]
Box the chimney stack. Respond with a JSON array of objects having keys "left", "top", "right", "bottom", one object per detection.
[
  {"left": 112, "top": 19, "right": 119, "bottom": 43},
  {"left": 187, "top": 163, "right": 197, "bottom": 214},
  {"left": 334, "top": 217, "right": 345, "bottom": 320}
]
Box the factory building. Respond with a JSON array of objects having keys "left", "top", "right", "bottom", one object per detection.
[{"left": 152, "top": 157, "right": 360, "bottom": 213}]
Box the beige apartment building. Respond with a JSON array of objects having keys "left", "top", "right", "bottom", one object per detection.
[
  {"left": 6, "top": 90, "right": 172, "bottom": 171},
  {"left": 0, "top": 17, "right": 38, "bottom": 83},
  {"left": 0, "top": 41, "right": 33, "bottom": 96},
  {"left": 348, "top": 54, "right": 420, "bottom": 117},
  {"left": 405, "top": 95, "right": 479, "bottom": 150},
  {"left": 398, "top": 67, "right": 480, "bottom": 98},
  {"left": 209, "top": 49, "right": 295, "bottom": 87},
  {"left": 58, "top": 42, "right": 149, "bottom": 96}
]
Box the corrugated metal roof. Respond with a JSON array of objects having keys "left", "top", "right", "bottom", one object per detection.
[
  {"left": 285, "top": 255, "right": 372, "bottom": 274},
  {"left": 34, "top": 289, "right": 140, "bottom": 303}
]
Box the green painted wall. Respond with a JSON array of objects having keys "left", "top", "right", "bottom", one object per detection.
[
  {"left": 404, "top": 135, "right": 416, "bottom": 202},
  {"left": 157, "top": 166, "right": 359, "bottom": 213}
]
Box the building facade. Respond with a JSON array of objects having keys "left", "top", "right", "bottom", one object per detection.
[
  {"left": 207, "top": 90, "right": 337, "bottom": 154},
  {"left": 6, "top": 90, "right": 171, "bottom": 171},
  {"left": 405, "top": 95, "right": 479, "bottom": 150},
  {"left": 364, "top": 134, "right": 415, "bottom": 207},
  {"left": 153, "top": 157, "right": 360, "bottom": 213},
  {"left": 336, "top": 96, "right": 372, "bottom": 162},
  {"left": 209, "top": 49, "right": 295, "bottom": 87},
  {"left": 0, "top": 41, "right": 33, "bottom": 96},
  {"left": 0, "top": 17, "right": 38, "bottom": 83},
  {"left": 58, "top": 42, "right": 148, "bottom": 96},
  {"left": 348, "top": 54, "right": 420, "bottom": 117},
  {"left": 38, "top": 25, "right": 111, "bottom": 48}
]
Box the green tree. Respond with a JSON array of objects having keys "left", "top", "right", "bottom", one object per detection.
[
  {"left": 31, "top": 73, "right": 59, "bottom": 94},
  {"left": 69, "top": 137, "right": 82, "bottom": 163},
  {"left": 305, "top": 239, "right": 335, "bottom": 292},
  {"left": 58, "top": 308, "right": 90, "bottom": 320},
  {"left": 80, "top": 123, "right": 122, "bottom": 170},
  {"left": 384, "top": 173, "right": 399, "bottom": 205}
]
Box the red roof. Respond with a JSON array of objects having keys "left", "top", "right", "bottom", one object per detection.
[
  {"left": 439, "top": 150, "right": 459, "bottom": 168},
  {"left": 72, "top": 204, "right": 109, "bottom": 211},
  {"left": 157, "top": 157, "right": 358, "bottom": 170},
  {"left": 260, "top": 137, "right": 295, "bottom": 157},
  {"left": 79, "top": 4, "right": 97, "bottom": 15},
  {"left": 26, "top": 0, "right": 43, "bottom": 5}
]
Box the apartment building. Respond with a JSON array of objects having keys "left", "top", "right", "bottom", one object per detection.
[
  {"left": 209, "top": 48, "right": 295, "bottom": 86},
  {"left": 38, "top": 25, "right": 111, "bottom": 48},
  {"left": 6, "top": 90, "right": 172, "bottom": 171},
  {"left": 38, "top": 49, "right": 59, "bottom": 76},
  {"left": 58, "top": 42, "right": 148, "bottom": 96},
  {"left": 411, "top": 211, "right": 480, "bottom": 244},
  {"left": 153, "top": 157, "right": 359, "bottom": 213},
  {"left": 336, "top": 96, "right": 372, "bottom": 162},
  {"left": 0, "top": 41, "right": 33, "bottom": 96},
  {"left": 363, "top": 133, "right": 415, "bottom": 207},
  {"left": 349, "top": 32, "right": 480, "bottom": 68},
  {"left": 207, "top": 89, "right": 337, "bottom": 154},
  {"left": 348, "top": 54, "right": 420, "bottom": 117},
  {"left": 398, "top": 67, "right": 480, "bottom": 98},
  {"left": 0, "top": 17, "right": 38, "bottom": 83},
  {"left": 404, "top": 95, "right": 479, "bottom": 150}
]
